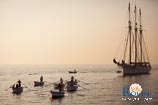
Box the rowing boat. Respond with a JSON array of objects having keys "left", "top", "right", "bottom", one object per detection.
[
  {"left": 50, "top": 90, "right": 65, "bottom": 98},
  {"left": 12, "top": 87, "right": 23, "bottom": 94},
  {"left": 66, "top": 81, "right": 78, "bottom": 92},
  {"left": 68, "top": 69, "right": 77, "bottom": 74},
  {"left": 67, "top": 84, "right": 78, "bottom": 92},
  {"left": 34, "top": 81, "right": 44, "bottom": 87}
]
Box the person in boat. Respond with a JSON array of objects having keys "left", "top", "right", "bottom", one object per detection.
[
  {"left": 74, "top": 79, "right": 78, "bottom": 85},
  {"left": 16, "top": 84, "right": 19, "bottom": 88},
  {"left": 40, "top": 75, "right": 43, "bottom": 82},
  {"left": 12, "top": 83, "right": 18, "bottom": 89},
  {"left": 69, "top": 76, "right": 76, "bottom": 86},
  {"left": 17, "top": 80, "right": 22, "bottom": 87},
  {"left": 58, "top": 78, "right": 64, "bottom": 92},
  {"left": 12, "top": 84, "right": 15, "bottom": 89},
  {"left": 122, "top": 60, "right": 125, "bottom": 64},
  {"left": 71, "top": 76, "right": 74, "bottom": 82},
  {"left": 113, "top": 59, "right": 117, "bottom": 64}
]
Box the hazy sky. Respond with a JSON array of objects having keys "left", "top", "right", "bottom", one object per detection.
[{"left": 0, "top": 0, "right": 157, "bottom": 65}]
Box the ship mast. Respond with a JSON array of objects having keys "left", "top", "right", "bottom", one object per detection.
[
  {"left": 134, "top": 5, "right": 138, "bottom": 64},
  {"left": 139, "top": 8, "right": 143, "bottom": 62},
  {"left": 128, "top": 3, "right": 132, "bottom": 64}
]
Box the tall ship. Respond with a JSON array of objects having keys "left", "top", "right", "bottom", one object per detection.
[{"left": 113, "top": 2, "right": 151, "bottom": 75}]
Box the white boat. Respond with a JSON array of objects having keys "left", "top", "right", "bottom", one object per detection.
[
  {"left": 50, "top": 90, "right": 65, "bottom": 98},
  {"left": 12, "top": 87, "right": 23, "bottom": 94},
  {"left": 113, "top": 3, "right": 151, "bottom": 75},
  {"left": 34, "top": 81, "right": 44, "bottom": 87}
]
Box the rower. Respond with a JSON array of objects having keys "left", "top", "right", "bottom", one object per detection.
[
  {"left": 58, "top": 78, "right": 64, "bottom": 92},
  {"left": 113, "top": 59, "right": 117, "bottom": 64},
  {"left": 16, "top": 84, "right": 19, "bottom": 88},
  {"left": 71, "top": 76, "right": 74, "bottom": 82},
  {"left": 17, "top": 80, "right": 22, "bottom": 87},
  {"left": 12, "top": 84, "right": 15, "bottom": 89},
  {"left": 74, "top": 79, "right": 77, "bottom": 85},
  {"left": 40, "top": 75, "right": 43, "bottom": 82},
  {"left": 69, "top": 76, "right": 76, "bottom": 86}
]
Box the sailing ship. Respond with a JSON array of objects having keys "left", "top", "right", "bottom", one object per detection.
[{"left": 113, "top": 3, "right": 151, "bottom": 75}]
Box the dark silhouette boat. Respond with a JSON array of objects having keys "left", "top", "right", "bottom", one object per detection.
[
  {"left": 67, "top": 84, "right": 78, "bottom": 92},
  {"left": 50, "top": 90, "right": 65, "bottom": 98},
  {"left": 66, "top": 80, "right": 78, "bottom": 92},
  {"left": 34, "top": 81, "right": 44, "bottom": 87},
  {"left": 68, "top": 69, "right": 77, "bottom": 74},
  {"left": 12, "top": 87, "right": 23, "bottom": 94},
  {"left": 113, "top": 3, "right": 151, "bottom": 75}
]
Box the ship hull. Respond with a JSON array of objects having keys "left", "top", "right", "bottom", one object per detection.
[{"left": 122, "top": 64, "right": 151, "bottom": 75}]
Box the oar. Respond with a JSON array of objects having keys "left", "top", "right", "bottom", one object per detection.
[
  {"left": 5, "top": 84, "right": 15, "bottom": 91},
  {"left": 78, "top": 80, "right": 89, "bottom": 85},
  {"left": 78, "top": 80, "right": 96, "bottom": 85},
  {"left": 78, "top": 84, "right": 89, "bottom": 90},
  {"left": 5, "top": 87, "right": 12, "bottom": 91},
  {"left": 22, "top": 83, "right": 28, "bottom": 88},
  {"left": 9, "top": 84, "right": 14, "bottom": 88}
]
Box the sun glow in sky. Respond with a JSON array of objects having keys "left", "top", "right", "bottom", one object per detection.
[{"left": 0, "top": 0, "right": 157, "bottom": 64}]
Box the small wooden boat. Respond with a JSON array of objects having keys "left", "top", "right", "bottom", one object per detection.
[
  {"left": 66, "top": 80, "right": 78, "bottom": 92},
  {"left": 68, "top": 69, "right": 77, "bottom": 74},
  {"left": 12, "top": 87, "right": 23, "bottom": 94},
  {"left": 116, "top": 70, "right": 122, "bottom": 73},
  {"left": 50, "top": 90, "right": 65, "bottom": 98},
  {"left": 34, "top": 81, "right": 44, "bottom": 87},
  {"left": 67, "top": 85, "right": 78, "bottom": 92}
]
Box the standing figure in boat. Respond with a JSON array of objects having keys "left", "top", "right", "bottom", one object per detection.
[
  {"left": 58, "top": 78, "right": 65, "bottom": 92},
  {"left": 40, "top": 75, "right": 43, "bottom": 82},
  {"left": 18, "top": 80, "right": 22, "bottom": 87},
  {"left": 70, "top": 76, "right": 74, "bottom": 84}
]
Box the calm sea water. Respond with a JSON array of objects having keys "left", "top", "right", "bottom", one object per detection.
[{"left": 0, "top": 64, "right": 157, "bottom": 105}]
